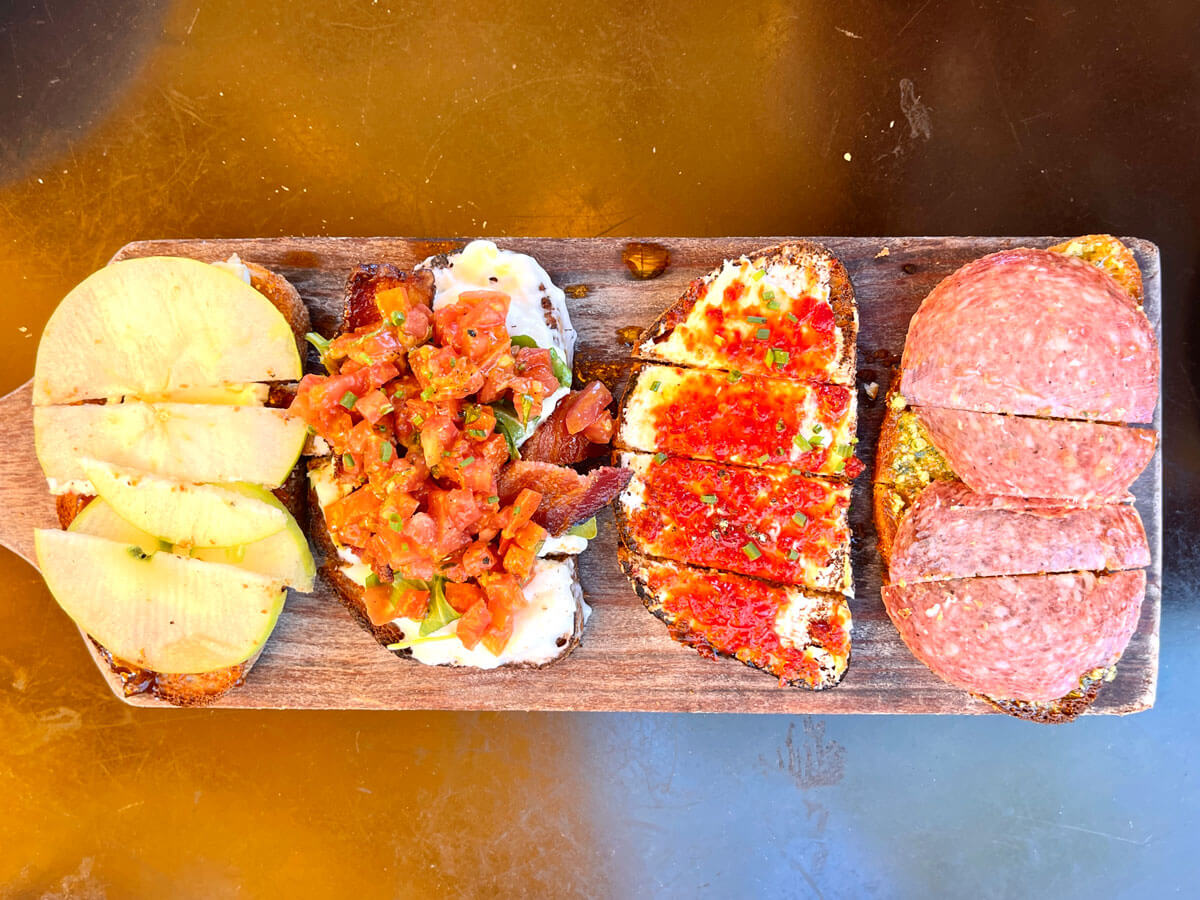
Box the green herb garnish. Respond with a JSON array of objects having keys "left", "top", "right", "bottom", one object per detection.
[
  {"left": 380, "top": 442, "right": 394, "bottom": 462},
  {"left": 650, "top": 380, "right": 662, "bottom": 392},
  {"left": 419, "top": 578, "right": 460, "bottom": 636},
  {"left": 756, "top": 453, "right": 769, "bottom": 465},
  {"left": 792, "top": 511, "right": 808, "bottom": 527},
  {"left": 305, "top": 332, "right": 331, "bottom": 355},
  {"left": 700, "top": 494, "right": 717, "bottom": 504},
  {"left": 755, "top": 327, "right": 770, "bottom": 340},
  {"left": 550, "top": 348, "right": 572, "bottom": 388},
  {"left": 492, "top": 406, "right": 523, "bottom": 461},
  {"left": 343, "top": 452, "right": 355, "bottom": 469},
  {"left": 762, "top": 288, "right": 776, "bottom": 302},
  {"left": 771, "top": 349, "right": 790, "bottom": 367},
  {"left": 420, "top": 386, "right": 435, "bottom": 401},
  {"left": 653, "top": 452, "right": 668, "bottom": 464},
  {"left": 510, "top": 335, "right": 538, "bottom": 349},
  {"left": 390, "top": 311, "right": 406, "bottom": 327},
  {"left": 742, "top": 542, "right": 762, "bottom": 561},
  {"left": 727, "top": 370, "right": 743, "bottom": 384},
  {"left": 339, "top": 391, "right": 357, "bottom": 410},
  {"left": 459, "top": 456, "right": 476, "bottom": 468},
  {"left": 794, "top": 434, "right": 812, "bottom": 451},
  {"left": 747, "top": 315, "right": 767, "bottom": 324}
]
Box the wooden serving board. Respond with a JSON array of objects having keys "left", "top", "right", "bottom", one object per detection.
[{"left": 0, "top": 237, "right": 1161, "bottom": 714}]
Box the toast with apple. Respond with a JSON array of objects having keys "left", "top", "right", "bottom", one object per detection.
[{"left": 33, "top": 255, "right": 315, "bottom": 706}]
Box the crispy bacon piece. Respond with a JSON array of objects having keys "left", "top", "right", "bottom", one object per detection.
[
  {"left": 343, "top": 264, "right": 435, "bottom": 332},
  {"left": 521, "top": 382, "right": 616, "bottom": 465},
  {"left": 497, "top": 461, "right": 632, "bottom": 536}
]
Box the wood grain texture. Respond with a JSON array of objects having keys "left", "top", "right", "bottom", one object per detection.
[{"left": 0, "top": 236, "right": 1161, "bottom": 714}]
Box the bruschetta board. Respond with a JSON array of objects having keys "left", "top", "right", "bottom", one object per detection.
[{"left": 0, "top": 236, "right": 1161, "bottom": 713}]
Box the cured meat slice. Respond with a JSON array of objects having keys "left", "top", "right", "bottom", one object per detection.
[
  {"left": 617, "top": 364, "right": 861, "bottom": 477},
  {"left": 619, "top": 548, "right": 851, "bottom": 689},
  {"left": 899, "top": 248, "right": 1158, "bottom": 423},
  {"left": 882, "top": 569, "right": 1145, "bottom": 702},
  {"left": 634, "top": 241, "right": 857, "bottom": 384},
  {"left": 496, "top": 461, "right": 631, "bottom": 537},
  {"left": 614, "top": 452, "right": 852, "bottom": 592},
  {"left": 913, "top": 407, "right": 1155, "bottom": 503},
  {"left": 888, "top": 482, "right": 1150, "bottom": 584}
]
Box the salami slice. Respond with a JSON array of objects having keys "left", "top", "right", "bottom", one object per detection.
[
  {"left": 888, "top": 482, "right": 1149, "bottom": 584},
  {"left": 882, "top": 569, "right": 1145, "bottom": 702},
  {"left": 914, "top": 407, "right": 1156, "bottom": 502},
  {"left": 899, "top": 249, "right": 1158, "bottom": 423}
]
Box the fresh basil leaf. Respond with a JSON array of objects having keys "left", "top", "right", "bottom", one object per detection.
[
  {"left": 419, "top": 577, "right": 460, "bottom": 636},
  {"left": 549, "top": 348, "right": 572, "bottom": 388},
  {"left": 492, "top": 405, "right": 524, "bottom": 461}
]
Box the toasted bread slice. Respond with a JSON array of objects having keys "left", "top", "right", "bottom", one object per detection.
[
  {"left": 619, "top": 547, "right": 851, "bottom": 689},
  {"left": 308, "top": 461, "right": 588, "bottom": 668},
  {"left": 633, "top": 240, "right": 857, "bottom": 385},
  {"left": 49, "top": 258, "right": 310, "bottom": 707},
  {"left": 874, "top": 236, "right": 1147, "bottom": 721}
]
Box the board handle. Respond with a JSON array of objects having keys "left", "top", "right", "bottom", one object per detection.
[{"left": 0, "top": 381, "right": 58, "bottom": 566}]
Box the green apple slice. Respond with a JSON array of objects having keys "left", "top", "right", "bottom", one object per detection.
[
  {"left": 33, "top": 256, "right": 301, "bottom": 406},
  {"left": 34, "top": 402, "right": 306, "bottom": 494},
  {"left": 34, "top": 529, "right": 286, "bottom": 674},
  {"left": 80, "top": 459, "right": 286, "bottom": 549},
  {"left": 70, "top": 494, "right": 315, "bottom": 592},
  {"left": 135, "top": 383, "right": 269, "bottom": 406}
]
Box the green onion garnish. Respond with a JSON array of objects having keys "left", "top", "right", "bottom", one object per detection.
[
  {"left": 487, "top": 495, "right": 499, "bottom": 504},
  {"left": 459, "top": 456, "right": 476, "bottom": 468},
  {"left": 775, "top": 420, "right": 785, "bottom": 432},
  {"left": 787, "top": 312, "right": 799, "bottom": 323},
  {"left": 380, "top": 442, "right": 393, "bottom": 461},
  {"left": 339, "top": 391, "right": 357, "bottom": 409},
  {"left": 653, "top": 452, "right": 668, "bottom": 464},
  {"left": 467, "top": 428, "right": 488, "bottom": 439},
  {"left": 762, "top": 289, "right": 775, "bottom": 302},
  {"left": 420, "top": 387, "right": 435, "bottom": 401},
  {"left": 343, "top": 452, "right": 355, "bottom": 469},
  {"left": 756, "top": 453, "right": 769, "bottom": 465},
  {"left": 772, "top": 349, "right": 790, "bottom": 367},
  {"left": 834, "top": 443, "right": 852, "bottom": 457},
  {"left": 755, "top": 328, "right": 770, "bottom": 340},
  {"left": 788, "top": 548, "right": 800, "bottom": 561},
  {"left": 700, "top": 494, "right": 717, "bottom": 504},
  {"left": 742, "top": 542, "right": 762, "bottom": 560},
  {"left": 792, "top": 511, "right": 808, "bottom": 527},
  {"left": 728, "top": 370, "right": 743, "bottom": 384},
  {"left": 767, "top": 299, "right": 781, "bottom": 310},
  {"left": 650, "top": 381, "right": 662, "bottom": 392},
  {"left": 794, "top": 434, "right": 812, "bottom": 451},
  {"left": 390, "top": 311, "right": 406, "bottom": 327},
  {"left": 305, "top": 332, "right": 331, "bottom": 355},
  {"left": 388, "top": 514, "right": 404, "bottom": 532},
  {"left": 747, "top": 315, "right": 767, "bottom": 324}
]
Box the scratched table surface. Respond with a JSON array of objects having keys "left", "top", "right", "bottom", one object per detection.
[{"left": 1, "top": 1, "right": 1197, "bottom": 897}]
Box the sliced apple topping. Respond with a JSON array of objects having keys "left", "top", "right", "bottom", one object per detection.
[
  {"left": 35, "top": 530, "right": 287, "bottom": 674},
  {"left": 33, "top": 256, "right": 302, "bottom": 406}
]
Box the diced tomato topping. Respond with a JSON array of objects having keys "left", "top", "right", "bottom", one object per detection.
[
  {"left": 455, "top": 600, "right": 492, "bottom": 650},
  {"left": 289, "top": 273, "right": 601, "bottom": 658},
  {"left": 445, "top": 581, "right": 486, "bottom": 614}
]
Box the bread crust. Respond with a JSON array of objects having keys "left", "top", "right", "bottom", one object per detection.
[{"left": 633, "top": 240, "right": 857, "bottom": 385}]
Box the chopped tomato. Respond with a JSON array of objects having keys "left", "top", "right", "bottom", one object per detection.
[
  {"left": 395, "top": 588, "right": 430, "bottom": 620},
  {"left": 363, "top": 583, "right": 400, "bottom": 626},
  {"left": 501, "top": 488, "right": 542, "bottom": 539},
  {"left": 502, "top": 543, "right": 536, "bottom": 580},
  {"left": 563, "top": 381, "right": 613, "bottom": 435},
  {"left": 455, "top": 600, "right": 492, "bottom": 650},
  {"left": 445, "top": 581, "right": 485, "bottom": 614},
  {"left": 512, "top": 521, "right": 548, "bottom": 553},
  {"left": 354, "top": 389, "right": 394, "bottom": 425}
]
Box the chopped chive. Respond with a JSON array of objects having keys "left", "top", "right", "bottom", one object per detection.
[
  {"left": 650, "top": 380, "right": 662, "bottom": 392},
  {"left": 459, "top": 456, "right": 476, "bottom": 468},
  {"left": 388, "top": 514, "right": 404, "bottom": 532},
  {"left": 766, "top": 299, "right": 781, "bottom": 310},
  {"left": 790, "top": 468, "right": 805, "bottom": 475},
  {"left": 751, "top": 268, "right": 766, "bottom": 281},
  {"left": 810, "top": 434, "right": 824, "bottom": 448},
  {"left": 305, "top": 332, "right": 331, "bottom": 355},
  {"left": 772, "top": 348, "right": 790, "bottom": 367},
  {"left": 463, "top": 406, "right": 481, "bottom": 424},
  {"left": 380, "top": 442, "right": 394, "bottom": 462},
  {"left": 420, "top": 387, "right": 435, "bottom": 401},
  {"left": 762, "top": 288, "right": 775, "bottom": 302},
  {"left": 834, "top": 443, "right": 852, "bottom": 457},
  {"left": 700, "top": 494, "right": 717, "bottom": 504},
  {"left": 343, "top": 452, "right": 355, "bottom": 469},
  {"left": 390, "top": 311, "right": 406, "bottom": 327},
  {"left": 833, "top": 459, "right": 846, "bottom": 473},
  {"left": 813, "top": 424, "right": 823, "bottom": 433},
  {"left": 775, "top": 419, "right": 785, "bottom": 432},
  {"left": 793, "top": 433, "right": 812, "bottom": 451},
  {"left": 792, "top": 511, "right": 808, "bottom": 527},
  {"left": 788, "top": 548, "right": 800, "bottom": 561},
  {"left": 747, "top": 315, "right": 767, "bottom": 324},
  {"left": 467, "top": 428, "right": 488, "bottom": 439},
  {"left": 742, "top": 542, "right": 762, "bottom": 561},
  {"left": 755, "top": 328, "right": 770, "bottom": 340},
  {"left": 756, "top": 453, "right": 769, "bottom": 465},
  {"left": 487, "top": 495, "right": 499, "bottom": 504},
  {"left": 727, "top": 370, "right": 743, "bottom": 384},
  {"left": 653, "top": 452, "right": 668, "bottom": 464},
  {"left": 365, "top": 572, "right": 380, "bottom": 588},
  {"left": 339, "top": 391, "right": 357, "bottom": 410},
  {"left": 787, "top": 312, "right": 799, "bottom": 323}
]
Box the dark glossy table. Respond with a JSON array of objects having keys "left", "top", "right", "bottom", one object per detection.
[{"left": 1, "top": 1, "right": 1196, "bottom": 896}]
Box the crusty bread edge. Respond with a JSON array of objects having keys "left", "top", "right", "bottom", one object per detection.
[{"left": 631, "top": 240, "right": 857, "bottom": 385}]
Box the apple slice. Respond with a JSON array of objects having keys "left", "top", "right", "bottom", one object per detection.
[
  {"left": 34, "top": 402, "right": 306, "bottom": 494},
  {"left": 33, "top": 256, "right": 302, "bottom": 406},
  {"left": 34, "top": 529, "right": 286, "bottom": 674},
  {"left": 70, "top": 493, "right": 316, "bottom": 592},
  {"left": 80, "top": 459, "right": 286, "bottom": 549}
]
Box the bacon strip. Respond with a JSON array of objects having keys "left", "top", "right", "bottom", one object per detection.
[
  {"left": 343, "top": 265, "right": 434, "bottom": 332},
  {"left": 497, "top": 461, "right": 632, "bottom": 536}
]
